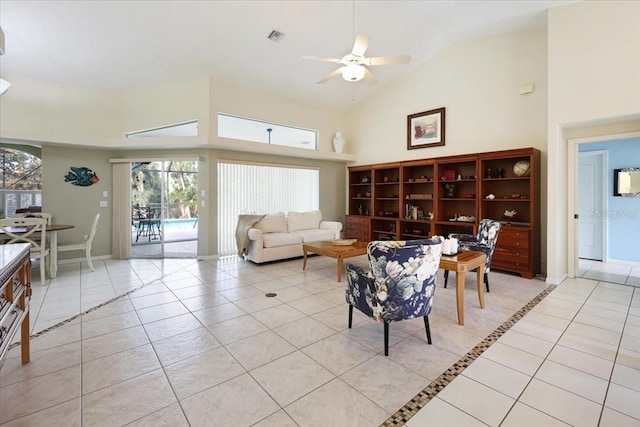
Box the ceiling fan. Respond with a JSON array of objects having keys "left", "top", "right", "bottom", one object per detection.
[{"left": 303, "top": 34, "right": 411, "bottom": 85}]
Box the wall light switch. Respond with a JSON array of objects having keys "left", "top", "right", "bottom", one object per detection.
[
  {"left": 201, "top": 200, "right": 205, "bottom": 207},
  {"left": 201, "top": 190, "right": 205, "bottom": 197},
  {"left": 102, "top": 191, "right": 108, "bottom": 198},
  {"left": 100, "top": 201, "right": 108, "bottom": 208},
  {"left": 520, "top": 84, "right": 534, "bottom": 95}
]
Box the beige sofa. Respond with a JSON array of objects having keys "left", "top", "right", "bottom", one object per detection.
[{"left": 246, "top": 211, "right": 342, "bottom": 263}]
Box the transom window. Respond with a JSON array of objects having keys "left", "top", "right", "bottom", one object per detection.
[{"left": 217, "top": 113, "right": 318, "bottom": 150}]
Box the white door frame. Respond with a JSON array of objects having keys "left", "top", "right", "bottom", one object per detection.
[{"left": 567, "top": 131, "right": 640, "bottom": 277}]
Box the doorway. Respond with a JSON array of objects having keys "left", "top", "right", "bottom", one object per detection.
[
  {"left": 569, "top": 132, "right": 640, "bottom": 284},
  {"left": 130, "top": 160, "right": 198, "bottom": 258},
  {"left": 577, "top": 150, "right": 606, "bottom": 261}
]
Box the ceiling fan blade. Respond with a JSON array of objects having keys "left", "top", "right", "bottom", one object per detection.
[
  {"left": 302, "top": 55, "right": 341, "bottom": 63},
  {"left": 363, "top": 68, "right": 378, "bottom": 85},
  {"left": 317, "top": 67, "right": 343, "bottom": 84},
  {"left": 366, "top": 55, "right": 412, "bottom": 66},
  {"left": 351, "top": 34, "right": 371, "bottom": 57}
]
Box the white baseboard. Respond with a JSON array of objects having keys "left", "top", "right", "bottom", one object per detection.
[
  {"left": 545, "top": 273, "right": 568, "bottom": 285},
  {"left": 197, "top": 255, "right": 219, "bottom": 260}
]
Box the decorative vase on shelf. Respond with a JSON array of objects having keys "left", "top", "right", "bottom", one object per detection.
[{"left": 333, "top": 131, "right": 345, "bottom": 153}]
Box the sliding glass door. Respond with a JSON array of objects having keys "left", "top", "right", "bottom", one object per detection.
[{"left": 131, "top": 161, "right": 198, "bottom": 258}]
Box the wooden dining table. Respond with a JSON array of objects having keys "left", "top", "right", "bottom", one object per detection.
[{"left": 0, "top": 224, "right": 74, "bottom": 279}]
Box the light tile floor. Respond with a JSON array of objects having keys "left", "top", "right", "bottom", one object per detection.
[
  {"left": 579, "top": 258, "right": 640, "bottom": 287},
  {"left": 0, "top": 255, "right": 638, "bottom": 426},
  {"left": 409, "top": 277, "right": 640, "bottom": 427}
]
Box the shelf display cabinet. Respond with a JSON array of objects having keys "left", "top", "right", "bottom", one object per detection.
[
  {"left": 434, "top": 154, "right": 478, "bottom": 238},
  {"left": 347, "top": 147, "right": 540, "bottom": 278},
  {"left": 400, "top": 159, "right": 435, "bottom": 240},
  {"left": 479, "top": 148, "right": 540, "bottom": 278},
  {"left": 373, "top": 164, "right": 401, "bottom": 220},
  {"left": 348, "top": 165, "right": 373, "bottom": 218}
]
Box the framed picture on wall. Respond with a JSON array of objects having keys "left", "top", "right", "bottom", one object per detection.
[{"left": 407, "top": 107, "right": 445, "bottom": 150}]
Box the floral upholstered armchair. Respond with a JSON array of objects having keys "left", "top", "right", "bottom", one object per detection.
[
  {"left": 444, "top": 219, "right": 502, "bottom": 292},
  {"left": 344, "top": 238, "right": 443, "bottom": 356}
]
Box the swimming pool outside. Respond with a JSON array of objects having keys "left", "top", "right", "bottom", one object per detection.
[
  {"left": 132, "top": 218, "right": 197, "bottom": 244},
  {"left": 162, "top": 218, "right": 197, "bottom": 242}
]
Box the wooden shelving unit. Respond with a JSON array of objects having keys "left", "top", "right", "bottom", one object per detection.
[
  {"left": 399, "top": 159, "right": 434, "bottom": 240},
  {"left": 434, "top": 154, "right": 478, "bottom": 238},
  {"left": 346, "top": 147, "right": 540, "bottom": 278},
  {"left": 479, "top": 148, "right": 540, "bottom": 278}
]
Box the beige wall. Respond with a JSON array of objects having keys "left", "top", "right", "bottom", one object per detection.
[
  {"left": 41, "top": 146, "right": 115, "bottom": 259},
  {"left": 346, "top": 28, "right": 548, "bottom": 164},
  {"left": 0, "top": 77, "right": 122, "bottom": 145},
  {"left": 121, "top": 78, "right": 211, "bottom": 136},
  {"left": 546, "top": 0, "right": 640, "bottom": 283}
]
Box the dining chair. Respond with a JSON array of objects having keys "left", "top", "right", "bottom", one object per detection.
[
  {"left": 0, "top": 217, "right": 50, "bottom": 285},
  {"left": 58, "top": 213, "right": 100, "bottom": 271},
  {"left": 344, "top": 238, "right": 443, "bottom": 356},
  {"left": 443, "top": 219, "right": 502, "bottom": 292}
]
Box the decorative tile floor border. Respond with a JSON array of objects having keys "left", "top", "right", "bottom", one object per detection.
[
  {"left": 8, "top": 276, "right": 167, "bottom": 351},
  {"left": 381, "top": 284, "right": 557, "bottom": 427}
]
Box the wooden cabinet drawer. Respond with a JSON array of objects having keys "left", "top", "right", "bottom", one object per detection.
[
  {"left": 494, "top": 245, "right": 528, "bottom": 258},
  {"left": 493, "top": 249, "right": 529, "bottom": 266},
  {"left": 492, "top": 258, "right": 530, "bottom": 272},
  {"left": 345, "top": 216, "right": 370, "bottom": 240},
  {"left": 346, "top": 216, "right": 368, "bottom": 226},
  {"left": 492, "top": 226, "right": 534, "bottom": 277},
  {"left": 497, "top": 228, "right": 530, "bottom": 249}
]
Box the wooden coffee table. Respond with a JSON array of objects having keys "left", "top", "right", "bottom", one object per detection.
[
  {"left": 302, "top": 240, "right": 368, "bottom": 282},
  {"left": 439, "top": 250, "right": 487, "bottom": 326}
]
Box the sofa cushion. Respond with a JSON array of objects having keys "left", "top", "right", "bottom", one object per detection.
[
  {"left": 292, "top": 228, "right": 336, "bottom": 243},
  {"left": 254, "top": 212, "right": 287, "bottom": 233},
  {"left": 263, "top": 232, "right": 303, "bottom": 248},
  {"left": 287, "top": 210, "right": 322, "bottom": 232}
]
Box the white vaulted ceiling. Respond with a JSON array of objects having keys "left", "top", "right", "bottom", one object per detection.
[{"left": 0, "top": 0, "right": 578, "bottom": 111}]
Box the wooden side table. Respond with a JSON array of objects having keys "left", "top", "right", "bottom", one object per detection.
[{"left": 439, "top": 250, "right": 487, "bottom": 326}]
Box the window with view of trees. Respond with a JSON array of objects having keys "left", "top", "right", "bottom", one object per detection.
[
  {"left": 0, "top": 148, "right": 42, "bottom": 218},
  {"left": 131, "top": 161, "right": 199, "bottom": 220}
]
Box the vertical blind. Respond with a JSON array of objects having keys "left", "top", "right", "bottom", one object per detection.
[{"left": 218, "top": 161, "right": 319, "bottom": 256}]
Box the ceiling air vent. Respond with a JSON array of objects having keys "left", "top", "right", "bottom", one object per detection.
[{"left": 267, "top": 30, "right": 284, "bottom": 42}]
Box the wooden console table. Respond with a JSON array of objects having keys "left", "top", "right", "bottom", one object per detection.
[{"left": 0, "top": 243, "right": 32, "bottom": 368}]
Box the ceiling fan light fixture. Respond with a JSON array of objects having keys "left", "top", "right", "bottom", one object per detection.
[{"left": 341, "top": 64, "right": 365, "bottom": 82}]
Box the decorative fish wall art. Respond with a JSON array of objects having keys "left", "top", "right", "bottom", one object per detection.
[{"left": 64, "top": 167, "right": 100, "bottom": 186}]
